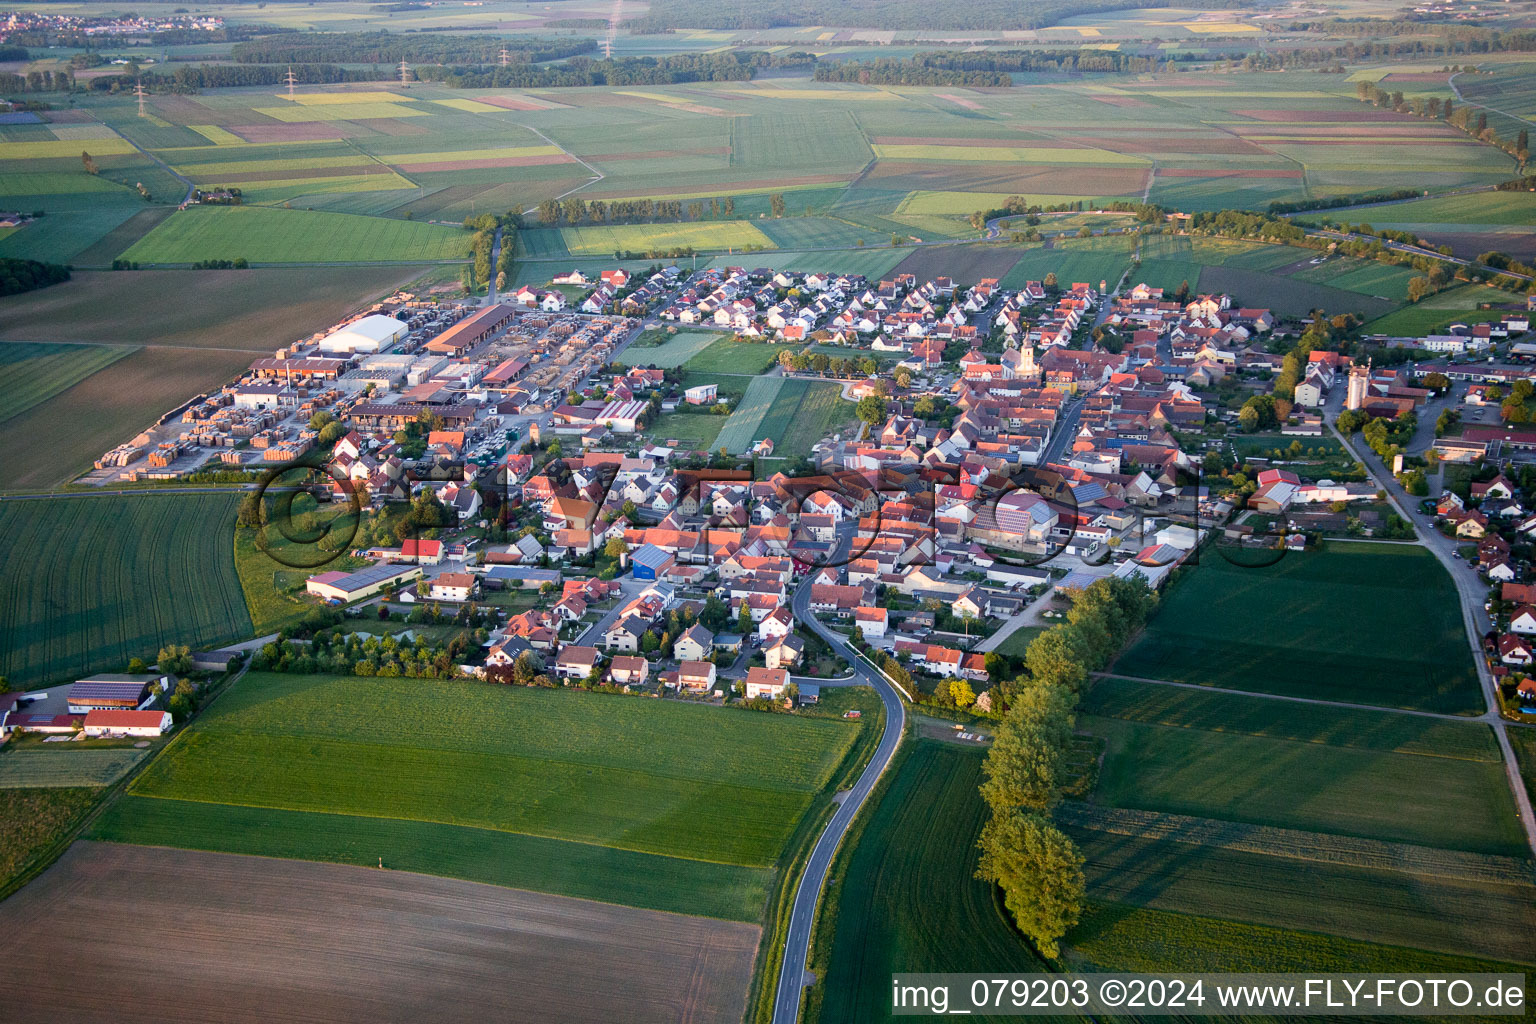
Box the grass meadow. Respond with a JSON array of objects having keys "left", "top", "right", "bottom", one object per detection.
[
  {"left": 1083, "top": 712, "right": 1524, "bottom": 856},
  {"left": 120, "top": 673, "right": 862, "bottom": 900},
  {"left": 122, "top": 206, "right": 471, "bottom": 264},
  {"left": 91, "top": 795, "right": 772, "bottom": 922},
  {"left": 562, "top": 220, "right": 774, "bottom": 256},
  {"left": 617, "top": 329, "right": 724, "bottom": 369},
  {"left": 681, "top": 337, "right": 781, "bottom": 375},
  {"left": 0, "top": 748, "right": 150, "bottom": 789},
  {"left": 0, "top": 788, "right": 99, "bottom": 898},
  {"left": 0, "top": 493, "right": 252, "bottom": 687},
  {"left": 714, "top": 376, "right": 786, "bottom": 454},
  {"left": 813, "top": 742, "right": 1050, "bottom": 1024},
  {"left": 1116, "top": 541, "right": 1481, "bottom": 713}
]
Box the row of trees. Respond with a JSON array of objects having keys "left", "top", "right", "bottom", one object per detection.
[
  {"left": 536, "top": 195, "right": 741, "bottom": 227},
  {"left": 230, "top": 31, "right": 594, "bottom": 65},
  {"left": 813, "top": 49, "right": 1178, "bottom": 86},
  {"left": 251, "top": 626, "right": 479, "bottom": 679},
  {"left": 974, "top": 576, "right": 1157, "bottom": 957},
  {"left": 419, "top": 51, "right": 785, "bottom": 89}
]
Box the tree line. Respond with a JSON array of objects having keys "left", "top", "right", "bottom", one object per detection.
[
  {"left": 813, "top": 49, "right": 1176, "bottom": 86},
  {"left": 419, "top": 51, "right": 804, "bottom": 89},
  {"left": 974, "top": 576, "right": 1157, "bottom": 958},
  {"left": 230, "top": 31, "right": 595, "bottom": 65},
  {"left": 625, "top": 0, "right": 1244, "bottom": 33},
  {"left": 534, "top": 194, "right": 747, "bottom": 226}
]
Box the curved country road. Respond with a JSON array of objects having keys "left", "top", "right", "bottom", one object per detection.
[{"left": 772, "top": 544, "right": 907, "bottom": 1024}]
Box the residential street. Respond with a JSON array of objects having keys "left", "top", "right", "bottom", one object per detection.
[{"left": 772, "top": 530, "right": 906, "bottom": 1024}]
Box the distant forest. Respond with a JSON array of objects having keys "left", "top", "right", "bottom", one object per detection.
[
  {"left": 625, "top": 0, "right": 1247, "bottom": 32},
  {"left": 230, "top": 32, "right": 596, "bottom": 65},
  {"left": 419, "top": 51, "right": 812, "bottom": 89},
  {"left": 814, "top": 50, "right": 1171, "bottom": 84}
]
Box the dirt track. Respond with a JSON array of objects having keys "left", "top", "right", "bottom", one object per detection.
[{"left": 0, "top": 842, "right": 758, "bottom": 1024}]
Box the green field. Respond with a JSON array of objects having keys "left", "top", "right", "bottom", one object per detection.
[
  {"left": 617, "top": 328, "right": 725, "bottom": 369},
  {"left": 562, "top": 220, "right": 774, "bottom": 256},
  {"left": 1357, "top": 191, "right": 1536, "bottom": 227},
  {"left": 0, "top": 788, "right": 99, "bottom": 898},
  {"left": 92, "top": 795, "right": 771, "bottom": 921},
  {"left": 1117, "top": 542, "right": 1481, "bottom": 713},
  {"left": 681, "top": 336, "right": 781, "bottom": 375},
  {"left": 0, "top": 493, "right": 253, "bottom": 687},
  {"left": 121, "top": 206, "right": 471, "bottom": 264},
  {"left": 714, "top": 375, "right": 786, "bottom": 454},
  {"left": 0, "top": 343, "right": 135, "bottom": 425},
  {"left": 1082, "top": 711, "right": 1524, "bottom": 856},
  {"left": 1365, "top": 283, "right": 1529, "bottom": 337},
  {"left": 640, "top": 410, "right": 724, "bottom": 450},
  {"left": 0, "top": 747, "right": 150, "bottom": 789},
  {"left": 1066, "top": 900, "right": 1536, "bottom": 979},
  {"left": 1066, "top": 806, "right": 1536, "bottom": 965},
  {"left": 813, "top": 741, "right": 1050, "bottom": 1024},
  {"left": 771, "top": 380, "right": 857, "bottom": 459},
  {"left": 117, "top": 672, "right": 862, "bottom": 913}
]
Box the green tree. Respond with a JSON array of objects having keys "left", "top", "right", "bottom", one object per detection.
[
  {"left": 975, "top": 808, "right": 1085, "bottom": 959},
  {"left": 604, "top": 536, "right": 629, "bottom": 559},
  {"left": 949, "top": 679, "right": 977, "bottom": 709},
  {"left": 156, "top": 644, "right": 194, "bottom": 676},
  {"left": 979, "top": 682, "right": 1076, "bottom": 811},
  {"left": 856, "top": 394, "right": 887, "bottom": 426},
  {"left": 81, "top": 150, "right": 98, "bottom": 175}
]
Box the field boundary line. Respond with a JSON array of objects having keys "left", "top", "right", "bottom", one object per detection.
[
  {"left": 1058, "top": 802, "right": 1536, "bottom": 886},
  {"left": 1090, "top": 671, "right": 1490, "bottom": 723}
]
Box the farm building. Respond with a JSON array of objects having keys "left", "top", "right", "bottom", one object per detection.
[
  {"left": 83, "top": 709, "right": 171, "bottom": 738},
  {"left": 685, "top": 384, "right": 718, "bottom": 405},
  {"left": 1, "top": 713, "right": 82, "bottom": 736},
  {"left": 67, "top": 675, "right": 165, "bottom": 713},
  {"left": 317, "top": 314, "right": 408, "bottom": 355},
  {"left": 305, "top": 562, "right": 423, "bottom": 603}
]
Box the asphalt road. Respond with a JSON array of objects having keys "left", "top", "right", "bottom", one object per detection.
[{"left": 772, "top": 530, "right": 907, "bottom": 1024}]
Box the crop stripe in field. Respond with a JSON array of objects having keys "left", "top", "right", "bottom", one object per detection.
[
  {"left": 1058, "top": 803, "right": 1536, "bottom": 888},
  {"left": 714, "top": 376, "right": 784, "bottom": 454}
]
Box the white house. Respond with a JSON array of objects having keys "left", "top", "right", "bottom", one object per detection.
[{"left": 82, "top": 709, "right": 171, "bottom": 738}]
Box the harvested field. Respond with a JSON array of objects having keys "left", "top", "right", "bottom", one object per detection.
[
  {"left": 860, "top": 161, "right": 1148, "bottom": 197},
  {"left": 892, "top": 244, "right": 1023, "bottom": 287},
  {"left": 715, "top": 375, "right": 785, "bottom": 454},
  {"left": 1234, "top": 109, "right": 1412, "bottom": 121},
  {"left": 0, "top": 842, "right": 757, "bottom": 1024},
  {"left": 0, "top": 347, "right": 254, "bottom": 489},
  {"left": 0, "top": 266, "right": 423, "bottom": 349}
]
